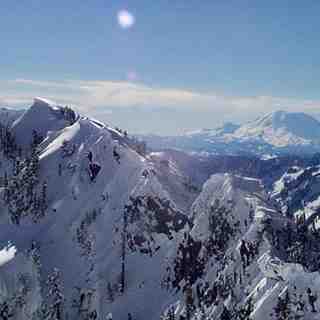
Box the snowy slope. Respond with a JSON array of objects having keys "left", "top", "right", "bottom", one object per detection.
[
  {"left": 0, "top": 98, "right": 197, "bottom": 319},
  {"left": 178, "top": 173, "right": 320, "bottom": 319},
  {"left": 1, "top": 99, "right": 320, "bottom": 319},
  {"left": 271, "top": 164, "right": 320, "bottom": 229}
]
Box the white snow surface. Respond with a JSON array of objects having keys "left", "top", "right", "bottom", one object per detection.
[{"left": 0, "top": 245, "right": 16, "bottom": 267}]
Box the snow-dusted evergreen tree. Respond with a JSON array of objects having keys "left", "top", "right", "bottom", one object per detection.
[
  {"left": 61, "top": 106, "right": 77, "bottom": 125},
  {"left": 220, "top": 305, "right": 232, "bottom": 320},
  {"left": 12, "top": 273, "right": 32, "bottom": 315},
  {"left": 107, "top": 282, "right": 114, "bottom": 303},
  {"left": 46, "top": 268, "right": 65, "bottom": 320},
  {"left": 185, "top": 284, "right": 195, "bottom": 320},
  {"left": 236, "top": 296, "right": 254, "bottom": 320},
  {"left": 0, "top": 123, "right": 18, "bottom": 158},
  {"left": 61, "top": 140, "right": 76, "bottom": 158},
  {"left": 172, "top": 232, "right": 204, "bottom": 288},
  {"left": 206, "top": 199, "right": 238, "bottom": 257},
  {"left": 0, "top": 272, "right": 32, "bottom": 320},
  {"left": 1, "top": 127, "right": 48, "bottom": 225},
  {"left": 39, "top": 181, "right": 48, "bottom": 219},
  {"left": 28, "top": 240, "right": 42, "bottom": 273},
  {"left": 120, "top": 204, "right": 128, "bottom": 294},
  {"left": 167, "top": 306, "right": 175, "bottom": 320},
  {"left": 0, "top": 300, "right": 14, "bottom": 320},
  {"left": 274, "top": 290, "right": 292, "bottom": 320},
  {"left": 31, "top": 130, "right": 43, "bottom": 150}
]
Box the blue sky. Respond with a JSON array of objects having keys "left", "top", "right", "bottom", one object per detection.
[{"left": 1, "top": 1, "right": 320, "bottom": 134}]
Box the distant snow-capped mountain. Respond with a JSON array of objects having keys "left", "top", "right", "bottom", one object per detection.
[
  {"left": 142, "top": 110, "right": 320, "bottom": 155},
  {"left": 233, "top": 110, "right": 320, "bottom": 146}
]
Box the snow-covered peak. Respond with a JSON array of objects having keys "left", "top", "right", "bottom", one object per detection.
[
  {"left": 11, "top": 97, "right": 77, "bottom": 148},
  {"left": 143, "top": 110, "right": 320, "bottom": 155},
  {"left": 234, "top": 110, "right": 320, "bottom": 146},
  {"left": 32, "top": 97, "right": 58, "bottom": 109}
]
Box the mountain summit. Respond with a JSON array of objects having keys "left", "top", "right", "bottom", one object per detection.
[
  {"left": 234, "top": 110, "right": 320, "bottom": 146},
  {"left": 143, "top": 110, "right": 320, "bottom": 155}
]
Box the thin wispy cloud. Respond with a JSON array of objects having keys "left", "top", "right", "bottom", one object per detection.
[
  {"left": 12, "top": 79, "right": 68, "bottom": 88},
  {"left": 2, "top": 79, "right": 229, "bottom": 111}
]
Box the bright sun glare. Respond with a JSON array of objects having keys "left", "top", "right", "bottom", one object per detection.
[{"left": 117, "top": 10, "right": 135, "bottom": 29}]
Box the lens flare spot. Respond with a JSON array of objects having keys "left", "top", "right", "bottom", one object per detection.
[
  {"left": 117, "top": 10, "right": 135, "bottom": 29},
  {"left": 127, "top": 71, "right": 138, "bottom": 81}
]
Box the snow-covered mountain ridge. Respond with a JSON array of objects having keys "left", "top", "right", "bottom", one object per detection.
[
  {"left": 1, "top": 99, "right": 320, "bottom": 319},
  {"left": 0, "top": 98, "right": 199, "bottom": 319},
  {"left": 141, "top": 110, "right": 320, "bottom": 155}
]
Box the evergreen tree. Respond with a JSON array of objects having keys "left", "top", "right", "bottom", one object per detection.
[
  {"left": 274, "top": 291, "right": 292, "bottom": 320},
  {"left": 31, "top": 130, "right": 43, "bottom": 149},
  {"left": 220, "top": 305, "right": 232, "bottom": 320},
  {"left": 46, "top": 268, "right": 64, "bottom": 320},
  {"left": 107, "top": 282, "right": 114, "bottom": 302},
  {"left": 237, "top": 297, "right": 254, "bottom": 320},
  {"left": 172, "top": 232, "right": 204, "bottom": 288},
  {"left": 205, "top": 199, "right": 236, "bottom": 258},
  {"left": 185, "top": 284, "right": 194, "bottom": 320},
  {"left": 168, "top": 306, "right": 175, "bottom": 320},
  {"left": 40, "top": 181, "right": 48, "bottom": 218},
  {"left": 0, "top": 301, "right": 14, "bottom": 320},
  {"left": 120, "top": 205, "right": 128, "bottom": 294}
]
